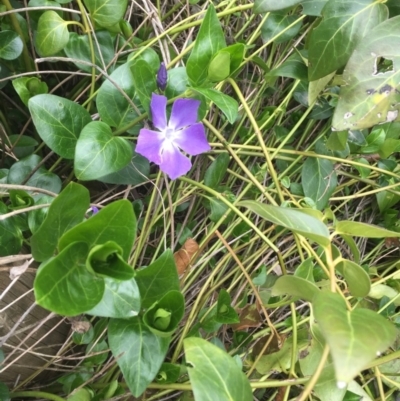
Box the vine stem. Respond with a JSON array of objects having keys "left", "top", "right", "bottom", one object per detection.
[{"left": 10, "top": 392, "right": 66, "bottom": 401}]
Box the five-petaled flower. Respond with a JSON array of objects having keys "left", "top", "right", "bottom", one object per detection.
[{"left": 136, "top": 93, "right": 210, "bottom": 180}]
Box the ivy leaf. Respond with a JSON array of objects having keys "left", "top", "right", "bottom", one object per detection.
[
  {"left": 74, "top": 121, "right": 132, "bottom": 181},
  {"left": 108, "top": 317, "right": 170, "bottom": 397},
  {"left": 313, "top": 292, "right": 397, "bottom": 384},
  {"left": 184, "top": 337, "right": 253, "bottom": 401},
  {"left": 35, "top": 11, "right": 70, "bottom": 56},
  {"left": 34, "top": 241, "right": 105, "bottom": 316},
  {"left": 308, "top": 0, "right": 388, "bottom": 81},
  {"left": 30, "top": 182, "right": 90, "bottom": 262},
  {"left": 83, "top": 0, "right": 128, "bottom": 27},
  {"left": 0, "top": 31, "right": 23, "bottom": 60},
  {"left": 29, "top": 94, "right": 92, "bottom": 159},
  {"left": 186, "top": 5, "right": 226, "bottom": 87}
]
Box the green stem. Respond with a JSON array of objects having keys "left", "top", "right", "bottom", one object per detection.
[
  {"left": 1, "top": 0, "right": 33, "bottom": 71},
  {"left": 10, "top": 392, "right": 66, "bottom": 401}
]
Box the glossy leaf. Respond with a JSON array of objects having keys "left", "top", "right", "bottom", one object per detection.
[
  {"left": 64, "top": 31, "right": 115, "bottom": 73},
  {"left": 8, "top": 189, "right": 34, "bottom": 210},
  {"left": 335, "top": 220, "right": 400, "bottom": 238},
  {"left": 86, "top": 277, "right": 140, "bottom": 318},
  {"left": 108, "top": 317, "right": 170, "bottom": 397},
  {"left": 143, "top": 290, "right": 185, "bottom": 336},
  {"left": 28, "top": 0, "right": 62, "bottom": 22},
  {"left": 13, "top": 77, "right": 48, "bottom": 106},
  {"left": 186, "top": 5, "right": 226, "bottom": 87},
  {"left": 184, "top": 337, "right": 252, "bottom": 401},
  {"left": 83, "top": 0, "right": 128, "bottom": 27},
  {"left": 254, "top": 0, "right": 301, "bottom": 13},
  {"left": 165, "top": 67, "right": 189, "bottom": 98},
  {"left": 30, "top": 182, "right": 89, "bottom": 262},
  {"left": 74, "top": 121, "right": 132, "bottom": 181},
  {"left": 156, "top": 363, "right": 181, "bottom": 384},
  {"left": 268, "top": 52, "right": 308, "bottom": 80},
  {"left": 313, "top": 292, "right": 397, "bottom": 384},
  {"left": 34, "top": 242, "right": 104, "bottom": 316},
  {"left": 215, "top": 289, "right": 239, "bottom": 324},
  {"left": 35, "top": 11, "right": 70, "bottom": 56},
  {"left": 0, "top": 31, "right": 23, "bottom": 60},
  {"left": 301, "top": 0, "right": 328, "bottom": 16},
  {"left": 301, "top": 157, "right": 337, "bottom": 210},
  {"left": 239, "top": 201, "right": 330, "bottom": 246},
  {"left": 190, "top": 87, "right": 238, "bottom": 124},
  {"left": 96, "top": 61, "right": 139, "bottom": 132},
  {"left": 336, "top": 259, "right": 370, "bottom": 297},
  {"left": 135, "top": 249, "right": 180, "bottom": 309},
  {"left": 86, "top": 241, "right": 134, "bottom": 280},
  {"left": 204, "top": 153, "right": 230, "bottom": 189},
  {"left": 59, "top": 199, "right": 136, "bottom": 260},
  {"left": 332, "top": 16, "right": 400, "bottom": 131},
  {"left": 28, "top": 194, "right": 53, "bottom": 234},
  {"left": 261, "top": 13, "right": 303, "bottom": 44},
  {"left": 131, "top": 59, "right": 156, "bottom": 113},
  {"left": 29, "top": 94, "right": 92, "bottom": 159},
  {"left": 0, "top": 202, "right": 23, "bottom": 257},
  {"left": 308, "top": 0, "right": 387, "bottom": 81},
  {"left": 272, "top": 275, "right": 320, "bottom": 301}
]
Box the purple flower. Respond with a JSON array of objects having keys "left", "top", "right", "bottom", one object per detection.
[
  {"left": 136, "top": 93, "right": 210, "bottom": 180},
  {"left": 157, "top": 62, "right": 168, "bottom": 91},
  {"left": 91, "top": 206, "right": 99, "bottom": 215}
]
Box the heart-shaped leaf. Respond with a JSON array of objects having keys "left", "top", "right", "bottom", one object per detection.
[
  {"left": 0, "top": 31, "right": 23, "bottom": 60},
  {"left": 332, "top": 16, "right": 400, "bottom": 130},
  {"left": 74, "top": 121, "right": 132, "bottom": 181},
  {"left": 31, "top": 182, "right": 90, "bottom": 262},
  {"left": 59, "top": 199, "right": 136, "bottom": 261},
  {"left": 313, "top": 292, "right": 397, "bottom": 384},
  {"left": 184, "top": 337, "right": 253, "bottom": 401},
  {"left": 108, "top": 317, "right": 170, "bottom": 397},
  {"left": 239, "top": 200, "right": 330, "bottom": 246},
  {"left": 35, "top": 11, "right": 70, "bottom": 56},
  {"left": 34, "top": 241, "right": 105, "bottom": 316},
  {"left": 83, "top": 0, "right": 128, "bottom": 27},
  {"left": 29, "top": 94, "right": 92, "bottom": 159},
  {"left": 85, "top": 277, "right": 140, "bottom": 318}
]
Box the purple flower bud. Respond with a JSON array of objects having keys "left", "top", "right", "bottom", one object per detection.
[
  {"left": 157, "top": 62, "right": 168, "bottom": 91},
  {"left": 91, "top": 206, "right": 99, "bottom": 215}
]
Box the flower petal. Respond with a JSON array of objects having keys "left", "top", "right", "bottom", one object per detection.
[
  {"left": 169, "top": 98, "right": 201, "bottom": 130},
  {"left": 136, "top": 128, "right": 165, "bottom": 164},
  {"left": 160, "top": 142, "right": 192, "bottom": 180},
  {"left": 150, "top": 93, "right": 167, "bottom": 130},
  {"left": 172, "top": 123, "right": 210, "bottom": 156}
]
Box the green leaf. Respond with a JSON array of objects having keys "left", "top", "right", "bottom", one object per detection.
[
  {"left": 222, "top": 43, "right": 246, "bottom": 76},
  {"left": 186, "top": 5, "right": 226, "bottom": 87},
  {"left": 108, "top": 317, "right": 170, "bottom": 397},
  {"left": 135, "top": 249, "right": 179, "bottom": 309},
  {"left": 143, "top": 290, "right": 185, "bottom": 336},
  {"left": 294, "top": 258, "right": 315, "bottom": 282},
  {"left": 261, "top": 13, "right": 303, "bottom": 44},
  {"left": 313, "top": 291, "right": 397, "bottom": 384},
  {"left": 207, "top": 51, "right": 230, "bottom": 82},
  {"left": 13, "top": 77, "right": 48, "bottom": 107},
  {"left": 0, "top": 203, "right": 23, "bottom": 257},
  {"left": 272, "top": 275, "right": 320, "bottom": 301},
  {"left": 156, "top": 363, "right": 181, "bottom": 384},
  {"left": 204, "top": 153, "right": 230, "bottom": 189},
  {"left": 96, "top": 61, "right": 139, "bottom": 132},
  {"left": 268, "top": 52, "right": 308, "bottom": 80},
  {"left": 35, "top": 11, "right": 70, "bottom": 56},
  {"left": 165, "top": 67, "right": 189, "bottom": 98},
  {"left": 190, "top": 87, "right": 238, "bottom": 124},
  {"left": 30, "top": 182, "right": 89, "bottom": 262},
  {"left": 308, "top": 0, "right": 387, "bottom": 81},
  {"left": 74, "top": 121, "right": 132, "bottom": 181},
  {"left": 59, "top": 199, "right": 136, "bottom": 261},
  {"left": 7, "top": 134, "right": 38, "bottom": 159},
  {"left": 67, "top": 388, "right": 91, "bottom": 401},
  {"left": 332, "top": 16, "right": 400, "bottom": 131},
  {"left": 184, "top": 337, "right": 253, "bottom": 401},
  {"left": 64, "top": 31, "right": 115, "bottom": 73},
  {"left": 29, "top": 94, "right": 92, "bottom": 159},
  {"left": 131, "top": 59, "right": 157, "bottom": 113},
  {"left": 86, "top": 241, "right": 134, "bottom": 280},
  {"left": 98, "top": 144, "right": 150, "bottom": 185},
  {"left": 239, "top": 201, "right": 330, "bottom": 246},
  {"left": 215, "top": 289, "right": 239, "bottom": 324},
  {"left": 254, "top": 0, "right": 301, "bottom": 13},
  {"left": 308, "top": 71, "right": 336, "bottom": 104},
  {"left": 335, "top": 220, "right": 400, "bottom": 238},
  {"left": 0, "top": 382, "right": 10, "bottom": 401},
  {"left": 301, "top": 0, "right": 328, "bottom": 16},
  {"left": 326, "top": 130, "right": 348, "bottom": 151},
  {"left": 34, "top": 241, "right": 104, "bottom": 316},
  {"left": 83, "top": 0, "right": 128, "bottom": 27},
  {"left": 28, "top": 194, "right": 52, "bottom": 234},
  {"left": 28, "top": 0, "right": 63, "bottom": 22},
  {"left": 336, "top": 259, "right": 371, "bottom": 298},
  {"left": 86, "top": 277, "right": 140, "bottom": 318},
  {"left": 8, "top": 189, "right": 34, "bottom": 210},
  {"left": 301, "top": 157, "right": 337, "bottom": 210},
  {"left": 0, "top": 31, "right": 23, "bottom": 60}
]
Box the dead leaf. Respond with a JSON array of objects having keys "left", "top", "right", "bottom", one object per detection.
[
  {"left": 385, "top": 237, "right": 400, "bottom": 248},
  {"left": 174, "top": 238, "right": 199, "bottom": 276},
  {"left": 230, "top": 304, "right": 262, "bottom": 331},
  {"left": 9, "top": 260, "right": 30, "bottom": 280}
]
